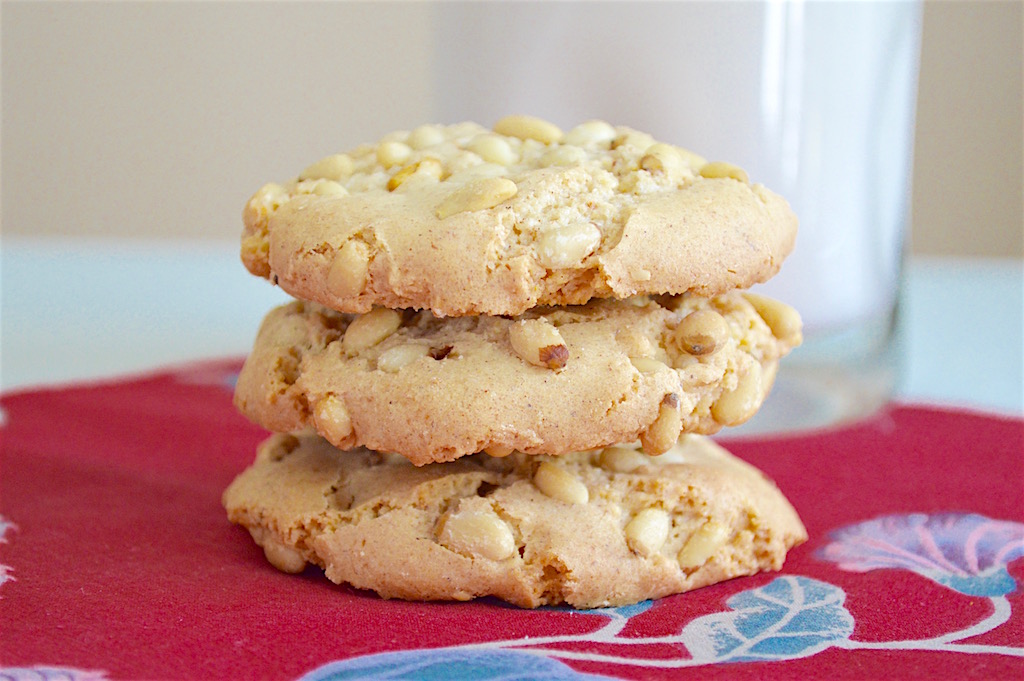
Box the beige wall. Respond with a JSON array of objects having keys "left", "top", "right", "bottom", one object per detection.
[
  {"left": 3, "top": 1, "right": 1021, "bottom": 258},
  {"left": 912, "top": 0, "right": 1022, "bottom": 257}
]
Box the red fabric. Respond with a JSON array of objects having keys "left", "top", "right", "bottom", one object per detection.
[{"left": 1, "top": 359, "right": 1022, "bottom": 680}]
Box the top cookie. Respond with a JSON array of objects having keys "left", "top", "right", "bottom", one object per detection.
[{"left": 241, "top": 116, "right": 798, "bottom": 317}]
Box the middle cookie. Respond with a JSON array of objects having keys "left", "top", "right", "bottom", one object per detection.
[{"left": 235, "top": 292, "right": 802, "bottom": 465}]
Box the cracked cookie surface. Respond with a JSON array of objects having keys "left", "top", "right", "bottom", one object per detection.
[
  {"left": 223, "top": 432, "right": 806, "bottom": 609},
  {"left": 234, "top": 292, "right": 801, "bottom": 465},
  {"left": 241, "top": 117, "right": 797, "bottom": 317}
]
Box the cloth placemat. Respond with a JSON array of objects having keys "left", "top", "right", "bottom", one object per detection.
[{"left": 1, "top": 360, "right": 1021, "bottom": 680}]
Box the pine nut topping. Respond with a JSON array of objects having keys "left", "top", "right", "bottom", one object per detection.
[
  {"left": 376, "top": 141, "right": 412, "bottom": 168},
  {"left": 387, "top": 164, "right": 419, "bottom": 192},
  {"left": 678, "top": 520, "right": 730, "bottom": 568},
  {"left": 710, "top": 361, "right": 764, "bottom": 426},
  {"left": 388, "top": 158, "right": 444, "bottom": 191},
  {"left": 407, "top": 124, "right": 446, "bottom": 150},
  {"left": 438, "top": 508, "right": 516, "bottom": 561},
  {"left": 563, "top": 120, "right": 617, "bottom": 147},
  {"left": 435, "top": 177, "right": 518, "bottom": 219},
  {"left": 326, "top": 240, "right": 370, "bottom": 298},
  {"left": 466, "top": 133, "right": 519, "bottom": 166},
  {"left": 674, "top": 309, "right": 731, "bottom": 356},
  {"left": 493, "top": 115, "right": 564, "bottom": 144},
  {"left": 611, "top": 130, "right": 656, "bottom": 151},
  {"left": 299, "top": 154, "right": 354, "bottom": 182},
  {"left": 640, "top": 393, "right": 683, "bottom": 455},
  {"left": 508, "top": 319, "right": 569, "bottom": 370},
  {"left": 376, "top": 343, "right": 430, "bottom": 373},
  {"left": 417, "top": 157, "right": 445, "bottom": 179},
  {"left": 533, "top": 462, "right": 589, "bottom": 504},
  {"left": 640, "top": 143, "right": 685, "bottom": 177},
  {"left": 540, "top": 145, "right": 587, "bottom": 167},
  {"left": 598, "top": 445, "right": 650, "bottom": 473},
  {"left": 741, "top": 293, "right": 803, "bottom": 344},
  {"left": 629, "top": 357, "right": 665, "bottom": 374},
  {"left": 260, "top": 535, "right": 307, "bottom": 574},
  {"left": 313, "top": 395, "right": 353, "bottom": 445},
  {"left": 625, "top": 508, "right": 671, "bottom": 557},
  {"left": 536, "top": 222, "right": 602, "bottom": 268},
  {"left": 310, "top": 179, "right": 348, "bottom": 197},
  {"left": 341, "top": 307, "right": 402, "bottom": 356},
  {"left": 483, "top": 444, "right": 515, "bottom": 458},
  {"left": 699, "top": 161, "right": 749, "bottom": 184},
  {"left": 248, "top": 183, "right": 289, "bottom": 215}
]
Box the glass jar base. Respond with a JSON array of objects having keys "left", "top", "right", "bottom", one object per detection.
[{"left": 724, "top": 362, "right": 896, "bottom": 437}]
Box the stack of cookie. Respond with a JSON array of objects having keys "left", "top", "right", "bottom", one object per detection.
[{"left": 224, "top": 116, "right": 807, "bottom": 608}]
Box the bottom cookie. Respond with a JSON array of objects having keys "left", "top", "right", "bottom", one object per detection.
[{"left": 223, "top": 434, "right": 806, "bottom": 609}]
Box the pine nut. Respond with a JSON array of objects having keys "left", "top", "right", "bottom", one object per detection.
[
  {"left": 674, "top": 309, "right": 730, "bottom": 356},
  {"left": 742, "top": 293, "right": 803, "bottom": 344},
  {"left": 699, "top": 161, "right": 749, "bottom": 184},
  {"left": 310, "top": 179, "right": 348, "bottom": 197},
  {"left": 611, "top": 130, "right": 656, "bottom": 150},
  {"left": 466, "top": 133, "right": 519, "bottom": 166},
  {"left": 640, "top": 393, "right": 683, "bottom": 455},
  {"left": 377, "top": 343, "right": 430, "bottom": 373},
  {"left": 533, "top": 461, "right": 589, "bottom": 504},
  {"left": 438, "top": 508, "right": 516, "bottom": 561},
  {"left": 435, "top": 177, "right": 518, "bottom": 219},
  {"left": 540, "top": 145, "right": 587, "bottom": 167},
  {"left": 407, "top": 124, "right": 446, "bottom": 150},
  {"left": 640, "top": 143, "right": 685, "bottom": 178},
  {"left": 327, "top": 240, "right": 370, "bottom": 298},
  {"left": 629, "top": 357, "right": 666, "bottom": 373},
  {"left": 493, "top": 115, "right": 564, "bottom": 144},
  {"left": 598, "top": 445, "right": 650, "bottom": 473},
  {"left": 299, "top": 153, "right": 354, "bottom": 182},
  {"left": 259, "top": 534, "right": 306, "bottom": 574},
  {"left": 388, "top": 158, "right": 444, "bottom": 191},
  {"left": 295, "top": 179, "right": 344, "bottom": 197},
  {"left": 376, "top": 141, "right": 412, "bottom": 168},
  {"left": 248, "top": 183, "right": 289, "bottom": 214},
  {"left": 678, "top": 520, "right": 730, "bottom": 568},
  {"left": 508, "top": 318, "right": 569, "bottom": 370},
  {"left": 563, "top": 120, "right": 617, "bottom": 147},
  {"left": 387, "top": 164, "right": 419, "bottom": 192},
  {"left": 710, "top": 362, "right": 764, "bottom": 426},
  {"left": 342, "top": 307, "right": 402, "bottom": 356},
  {"left": 535, "top": 222, "right": 602, "bottom": 268},
  {"left": 313, "top": 395, "right": 353, "bottom": 445},
  {"left": 484, "top": 444, "right": 515, "bottom": 458},
  {"left": 625, "top": 508, "right": 671, "bottom": 557}
]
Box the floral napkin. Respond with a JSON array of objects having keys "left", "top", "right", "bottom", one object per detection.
[{"left": 1, "top": 360, "right": 1021, "bottom": 680}]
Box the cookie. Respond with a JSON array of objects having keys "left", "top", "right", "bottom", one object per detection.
[
  {"left": 241, "top": 116, "right": 797, "bottom": 317},
  {"left": 223, "top": 432, "right": 806, "bottom": 609},
  {"left": 234, "top": 291, "right": 801, "bottom": 465}
]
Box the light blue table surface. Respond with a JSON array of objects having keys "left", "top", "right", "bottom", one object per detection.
[{"left": 1, "top": 238, "right": 1021, "bottom": 419}]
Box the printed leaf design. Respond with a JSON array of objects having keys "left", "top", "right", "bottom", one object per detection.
[
  {"left": 679, "top": 576, "right": 853, "bottom": 663},
  {"left": 298, "top": 648, "right": 618, "bottom": 681}
]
